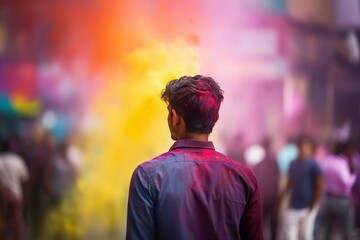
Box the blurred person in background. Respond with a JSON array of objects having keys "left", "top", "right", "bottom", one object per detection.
[
  {"left": 278, "top": 136, "right": 323, "bottom": 240},
  {"left": 352, "top": 144, "right": 360, "bottom": 237},
  {"left": 64, "top": 133, "right": 84, "bottom": 177},
  {"left": 25, "top": 129, "right": 63, "bottom": 239},
  {"left": 318, "top": 140, "right": 357, "bottom": 240},
  {"left": 42, "top": 138, "right": 77, "bottom": 239},
  {"left": 44, "top": 139, "right": 77, "bottom": 206},
  {"left": 251, "top": 137, "right": 280, "bottom": 240},
  {"left": 0, "top": 139, "right": 30, "bottom": 240},
  {"left": 314, "top": 143, "right": 331, "bottom": 165},
  {"left": 225, "top": 132, "right": 247, "bottom": 165},
  {"left": 126, "top": 75, "right": 263, "bottom": 240}
]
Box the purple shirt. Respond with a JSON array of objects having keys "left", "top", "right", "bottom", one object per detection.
[
  {"left": 322, "top": 155, "right": 356, "bottom": 197},
  {"left": 126, "top": 139, "right": 263, "bottom": 240}
]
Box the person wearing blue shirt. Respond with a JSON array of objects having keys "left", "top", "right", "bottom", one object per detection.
[{"left": 279, "top": 136, "right": 323, "bottom": 240}]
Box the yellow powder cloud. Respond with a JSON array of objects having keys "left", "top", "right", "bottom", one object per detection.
[{"left": 41, "top": 39, "right": 198, "bottom": 239}]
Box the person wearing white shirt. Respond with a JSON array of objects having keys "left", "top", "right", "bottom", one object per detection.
[{"left": 0, "top": 139, "right": 29, "bottom": 240}]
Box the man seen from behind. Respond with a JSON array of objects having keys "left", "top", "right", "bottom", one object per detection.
[{"left": 126, "top": 75, "right": 263, "bottom": 240}]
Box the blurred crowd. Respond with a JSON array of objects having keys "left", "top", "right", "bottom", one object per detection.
[
  {"left": 0, "top": 122, "right": 83, "bottom": 240},
  {"left": 0, "top": 119, "right": 359, "bottom": 240},
  {"left": 229, "top": 135, "right": 360, "bottom": 240}
]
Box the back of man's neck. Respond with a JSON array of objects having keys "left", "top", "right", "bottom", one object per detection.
[{"left": 179, "top": 132, "right": 209, "bottom": 141}]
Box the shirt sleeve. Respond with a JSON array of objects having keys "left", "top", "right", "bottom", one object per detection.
[
  {"left": 313, "top": 161, "right": 323, "bottom": 176},
  {"left": 126, "top": 165, "right": 157, "bottom": 240},
  {"left": 239, "top": 171, "right": 263, "bottom": 240}
]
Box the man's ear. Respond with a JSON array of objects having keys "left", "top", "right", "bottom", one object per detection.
[{"left": 171, "top": 108, "right": 180, "bottom": 127}]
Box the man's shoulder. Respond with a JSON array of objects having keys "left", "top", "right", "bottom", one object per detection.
[
  {"left": 142, "top": 149, "right": 245, "bottom": 166},
  {"left": 139, "top": 151, "right": 174, "bottom": 169},
  {"left": 219, "top": 153, "right": 260, "bottom": 185},
  {"left": 138, "top": 150, "right": 257, "bottom": 178},
  {"left": 303, "top": 158, "right": 319, "bottom": 166}
]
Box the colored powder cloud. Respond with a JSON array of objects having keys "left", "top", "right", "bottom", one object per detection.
[{"left": 40, "top": 39, "right": 199, "bottom": 239}]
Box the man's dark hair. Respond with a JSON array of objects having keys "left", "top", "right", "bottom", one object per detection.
[
  {"left": 161, "top": 75, "right": 224, "bottom": 133},
  {"left": 295, "top": 135, "right": 316, "bottom": 152},
  {"left": 296, "top": 135, "right": 315, "bottom": 146},
  {"left": 334, "top": 140, "right": 354, "bottom": 155}
]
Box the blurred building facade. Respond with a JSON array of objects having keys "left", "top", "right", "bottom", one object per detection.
[{"left": 0, "top": 0, "right": 359, "bottom": 147}]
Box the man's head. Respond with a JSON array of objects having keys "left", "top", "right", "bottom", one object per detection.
[
  {"left": 334, "top": 140, "right": 355, "bottom": 158},
  {"left": 161, "top": 75, "right": 224, "bottom": 140},
  {"left": 296, "top": 136, "right": 316, "bottom": 160}
]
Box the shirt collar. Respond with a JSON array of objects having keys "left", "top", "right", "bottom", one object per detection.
[{"left": 169, "top": 139, "right": 215, "bottom": 151}]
